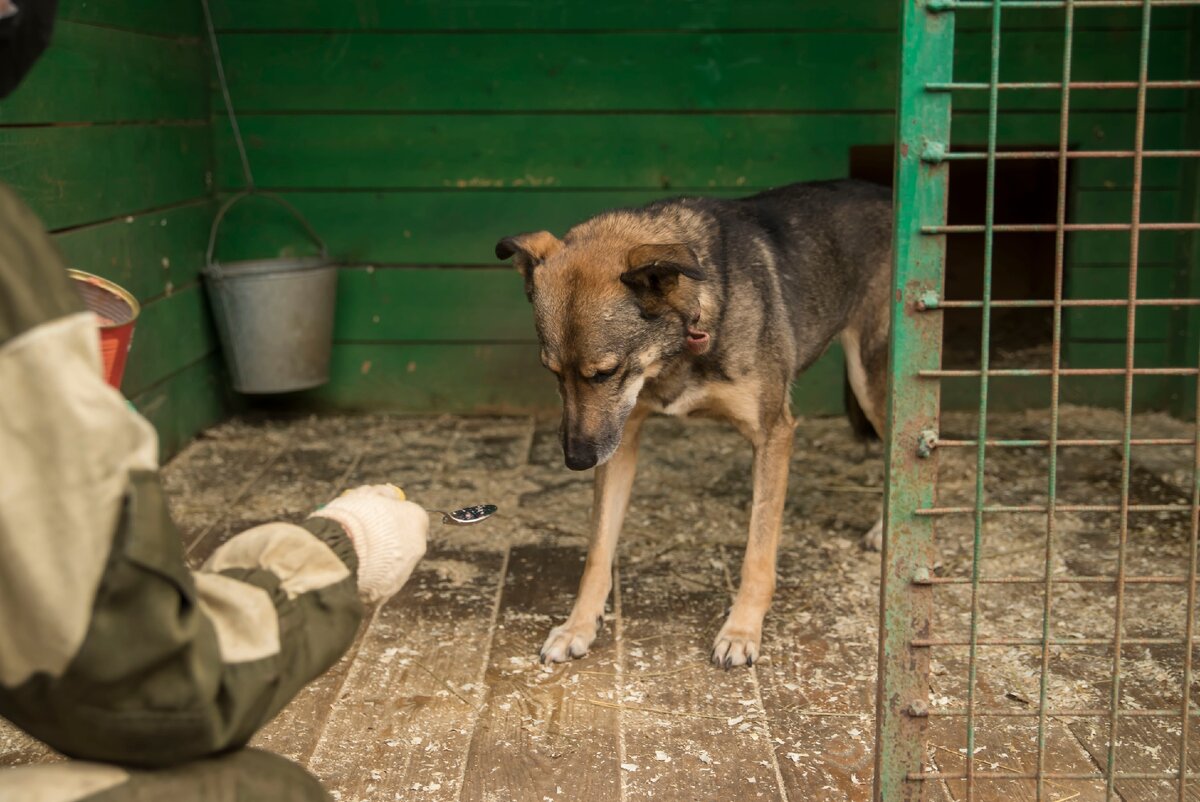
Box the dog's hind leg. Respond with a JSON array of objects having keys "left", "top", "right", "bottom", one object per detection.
[
  {"left": 712, "top": 406, "right": 795, "bottom": 669},
  {"left": 540, "top": 407, "right": 649, "bottom": 663},
  {"left": 842, "top": 325, "right": 889, "bottom": 551}
]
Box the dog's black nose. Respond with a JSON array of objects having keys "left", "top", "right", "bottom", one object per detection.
[{"left": 563, "top": 443, "right": 598, "bottom": 471}]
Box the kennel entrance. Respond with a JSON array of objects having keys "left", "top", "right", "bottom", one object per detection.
[
  {"left": 875, "top": 2, "right": 1200, "bottom": 801},
  {"left": 852, "top": 144, "right": 1062, "bottom": 376}
]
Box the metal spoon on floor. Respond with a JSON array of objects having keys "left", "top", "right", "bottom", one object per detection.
[{"left": 431, "top": 504, "right": 498, "bottom": 526}]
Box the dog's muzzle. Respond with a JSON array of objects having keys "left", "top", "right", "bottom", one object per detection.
[{"left": 563, "top": 439, "right": 598, "bottom": 471}]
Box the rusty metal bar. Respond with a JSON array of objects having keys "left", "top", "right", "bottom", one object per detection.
[
  {"left": 934, "top": 437, "right": 1194, "bottom": 447},
  {"left": 924, "top": 222, "right": 1200, "bottom": 233},
  {"left": 1105, "top": 5, "right": 1153, "bottom": 797},
  {"left": 1179, "top": 327, "right": 1200, "bottom": 799},
  {"left": 928, "top": 298, "right": 1200, "bottom": 308},
  {"left": 925, "top": 574, "right": 1200, "bottom": 584},
  {"left": 961, "top": 3, "right": 1005, "bottom": 794},
  {"left": 920, "top": 367, "right": 1200, "bottom": 377},
  {"left": 927, "top": 79, "right": 1200, "bottom": 91},
  {"left": 1038, "top": 8, "right": 1074, "bottom": 793},
  {"left": 937, "top": 149, "right": 1200, "bottom": 160},
  {"left": 913, "top": 635, "right": 1193, "bottom": 645},
  {"left": 917, "top": 503, "right": 1191, "bottom": 514},
  {"left": 933, "top": 0, "right": 1199, "bottom": 8},
  {"left": 926, "top": 709, "right": 1200, "bottom": 717},
  {"left": 912, "top": 771, "right": 1200, "bottom": 781}
]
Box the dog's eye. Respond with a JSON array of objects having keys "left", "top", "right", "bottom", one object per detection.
[{"left": 589, "top": 367, "right": 618, "bottom": 383}]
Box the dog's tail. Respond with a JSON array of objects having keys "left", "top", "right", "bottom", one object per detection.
[{"left": 844, "top": 366, "right": 880, "bottom": 442}]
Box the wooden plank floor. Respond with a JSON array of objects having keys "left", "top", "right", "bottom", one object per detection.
[{"left": 1, "top": 407, "right": 1196, "bottom": 801}]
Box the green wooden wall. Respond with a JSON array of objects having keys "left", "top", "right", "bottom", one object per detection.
[
  {"left": 207, "top": 0, "right": 1198, "bottom": 416},
  {"left": 0, "top": 0, "right": 227, "bottom": 457},
  {"left": 1, "top": 1, "right": 1196, "bottom": 449}
]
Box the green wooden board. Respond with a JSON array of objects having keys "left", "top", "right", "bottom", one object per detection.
[
  {"left": 59, "top": 0, "right": 203, "bottom": 37},
  {"left": 205, "top": 0, "right": 1187, "bottom": 33},
  {"left": 1070, "top": 161, "right": 1183, "bottom": 193},
  {"left": 1069, "top": 228, "right": 1188, "bottom": 265},
  {"left": 131, "top": 353, "right": 231, "bottom": 462},
  {"left": 213, "top": 29, "right": 1185, "bottom": 114},
  {"left": 1063, "top": 306, "right": 1172, "bottom": 341},
  {"left": 1065, "top": 340, "right": 1170, "bottom": 366},
  {"left": 121, "top": 284, "right": 219, "bottom": 397},
  {"left": 1070, "top": 187, "right": 1181, "bottom": 224},
  {"left": 0, "top": 126, "right": 210, "bottom": 230},
  {"left": 286, "top": 341, "right": 847, "bottom": 416},
  {"left": 212, "top": 110, "right": 1187, "bottom": 192},
  {"left": 295, "top": 342, "right": 557, "bottom": 412},
  {"left": 793, "top": 342, "right": 845, "bottom": 417},
  {"left": 208, "top": 0, "right": 898, "bottom": 32},
  {"left": 0, "top": 22, "right": 207, "bottom": 124},
  {"left": 938, "top": 373, "right": 1172, "bottom": 412},
  {"left": 1064, "top": 265, "right": 1181, "bottom": 300},
  {"left": 333, "top": 267, "right": 532, "bottom": 342},
  {"left": 215, "top": 188, "right": 1199, "bottom": 268},
  {"left": 52, "top": 200, "right": 215, "bottom": 303},
  {"left": 213, "top": 189, "right": 749, "bottom": 265},
  {"left": 215, "top": 114, "right": 893, "bottom": 190}
]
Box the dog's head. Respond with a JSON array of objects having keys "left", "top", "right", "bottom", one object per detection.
[{"left": 496, "top": 227, "right": 706, "bottom": 470}]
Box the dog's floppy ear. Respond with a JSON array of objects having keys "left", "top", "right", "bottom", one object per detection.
[
  {"left": 621, "top": 243, "right": 705, "bottom": 314},
  {"left": 495, "top": 231, "right": 563, "bottom": 298}
]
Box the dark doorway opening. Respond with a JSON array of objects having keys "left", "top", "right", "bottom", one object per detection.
[{"left": 850, "top": 145, "right": 1064, "bottom": 369}]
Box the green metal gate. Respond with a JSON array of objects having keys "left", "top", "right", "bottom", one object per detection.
[{"left": 875, "top": 1, "right": 1200, "bottom": 799}]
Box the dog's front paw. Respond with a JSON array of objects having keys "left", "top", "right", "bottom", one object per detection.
[
  {"left": 860, "top": 518, "right": 883, "bottom": 552},
  {"left": 711, "top": 619, "right": 762, "bottom": 670},
  {"left": 540, "top": 616, "right": 601, "bottom": 664}
]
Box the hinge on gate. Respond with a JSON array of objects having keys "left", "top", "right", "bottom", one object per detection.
[
  {"left": 925, "top": 0, "right": 956, "bottom": 12},
  {"left": 915, "top": 290, "right": 940, "bottom": 311},
  {"left": 916, "top": 429, "right": 938, "bottom": 458},
  {"left": 912, "top": 567, "right": 932, "bottom": 586}
]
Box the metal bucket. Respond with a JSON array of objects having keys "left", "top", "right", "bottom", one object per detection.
[
  {"left": 203, "top": 191, "right": 337, "bottom": 394},
  {"left": 68, "top": 269, "right": 140, "bottom": 390}
]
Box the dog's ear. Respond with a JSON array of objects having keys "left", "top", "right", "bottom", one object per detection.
[
  {"left": 495, "top": 231, "right": 563, "bottom": 298},
  {"left": 621, "top": 243, "right": 705, "bottom": 314}
]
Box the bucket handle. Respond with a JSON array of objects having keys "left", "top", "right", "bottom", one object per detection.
[{"left": 207, "top": 190, "right": 329, "bottom": 273}]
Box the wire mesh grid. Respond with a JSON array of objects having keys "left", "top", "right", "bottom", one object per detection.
[{"left": 875, "top": 1, "right": 1200, "bottom": 800}]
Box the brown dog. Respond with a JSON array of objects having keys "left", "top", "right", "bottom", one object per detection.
[{"left": 496, "top": 180, "right": 892, "bottom": 668}]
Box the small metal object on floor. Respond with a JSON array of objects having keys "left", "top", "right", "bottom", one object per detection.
[{"left": 434, "top": 504, "right": 499, "bottom": 526}]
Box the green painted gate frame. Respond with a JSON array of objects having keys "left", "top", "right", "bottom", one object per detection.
[
  {"left": 873, "top": 1, "right": 951, "bottom": 798},
  {"left": 874, "top": 2, "right": 1200, "bottom": 800}
]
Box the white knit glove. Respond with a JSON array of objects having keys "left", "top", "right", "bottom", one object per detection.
[{"left": 310, "top": 484, "right": 428, "bottom": 604}]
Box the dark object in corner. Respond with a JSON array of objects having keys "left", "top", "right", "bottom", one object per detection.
[{"left": 0, "top": 0, "right": 57, "bottom": 99}]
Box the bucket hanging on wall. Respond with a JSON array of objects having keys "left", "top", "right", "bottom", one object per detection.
[
  {"left": 199, "top": 0, "right": 337, "bottom": 395},
  {"left": 68, "top": 269, "right": 140, "bottom": 390},
  {"left": 202, "top": 191, "right": 337, "bottom": 394}
]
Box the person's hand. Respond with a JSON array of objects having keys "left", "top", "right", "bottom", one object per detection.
[{"left": 310, "top": 484, "right": 428, "bottom": 604}]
